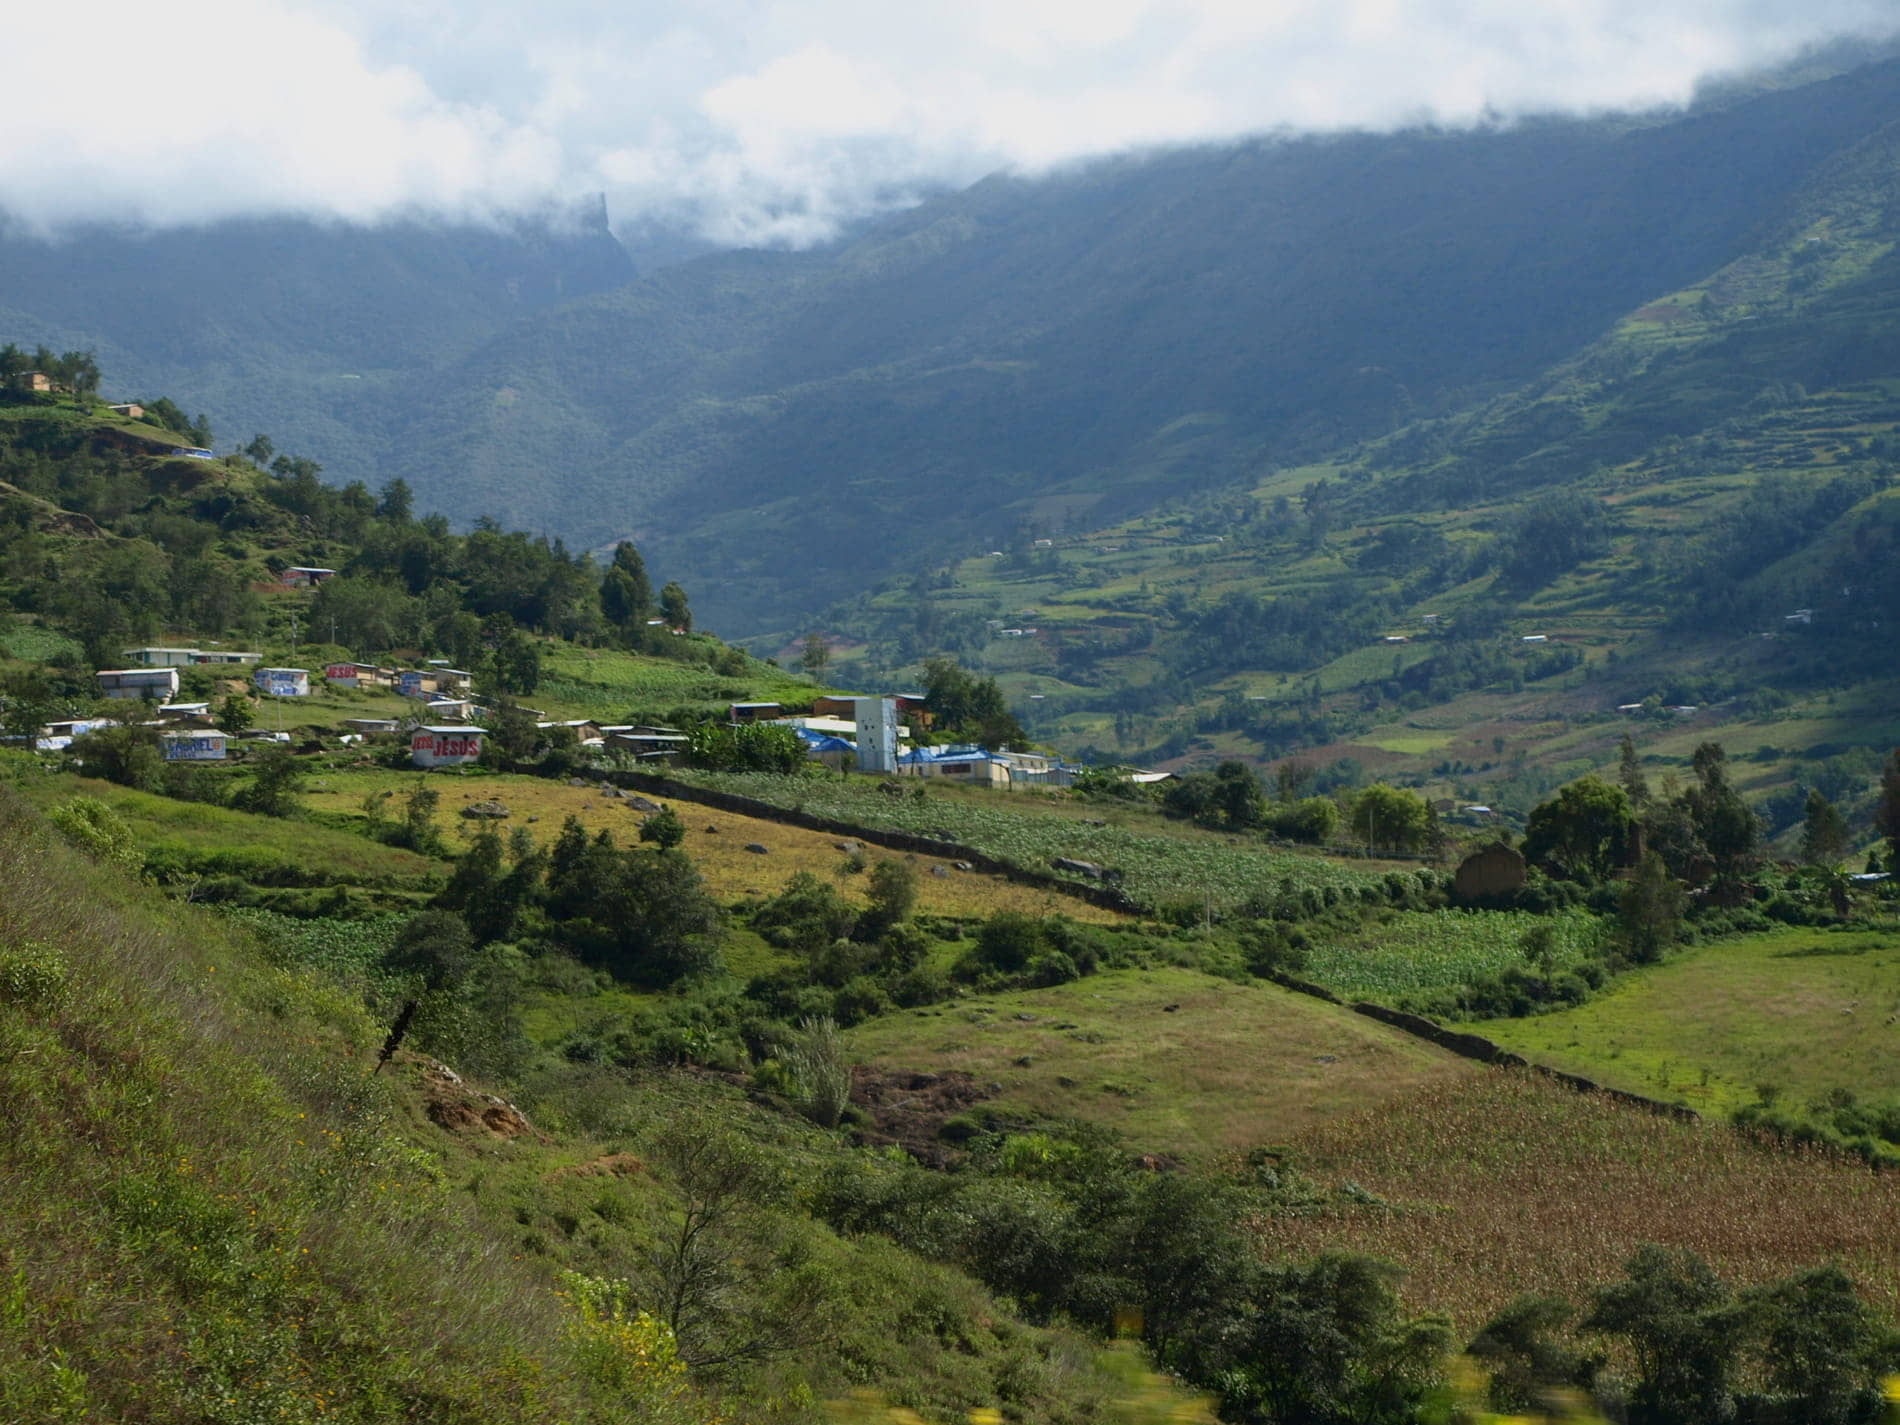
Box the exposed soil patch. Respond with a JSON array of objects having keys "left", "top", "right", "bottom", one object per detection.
[
  {"left": 546, "top": 1152, "right": 647, "bottom": 1183},
  {"left": 418, "top": 1059, "right": 541, "bottom": 1140},
  {"left": 850, "top": 1066, "right": 994, "bottom": 1166}
]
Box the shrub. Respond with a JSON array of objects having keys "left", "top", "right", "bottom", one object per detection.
[
  {"left": 46, "top": 796, "right": 140, "bottom": 874},
  {"left": 0, "top": 940, "right": 70, "bottom": 1012},
  {"left": 782, "top": 1015, "right": 852, "bottom": 1128}
]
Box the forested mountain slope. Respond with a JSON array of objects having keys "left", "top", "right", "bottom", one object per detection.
[
  {"left": 385, "top": 57, "right": 1900, "bottom": 630},
  {"left": 0, "top": 202, "right": 634, "bottom": 478}
]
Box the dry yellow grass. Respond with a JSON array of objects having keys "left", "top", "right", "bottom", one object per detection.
[
  {"left": 1258, "top": 1069, "right": 1900, "bottom": 1329},
  {"left": 306, "top": 770, "right": 1124, "bottom": 922}
]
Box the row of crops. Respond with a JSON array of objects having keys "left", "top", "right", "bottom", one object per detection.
[
  {"left": 225, "top": 907, "right": 405, "bottom": 977},
  {"left": 1301, "top": 907, "right": 1606, "bottom": 1000},
  {"left": 670, "top": 770, "right": 1397, "bottom": 911}
]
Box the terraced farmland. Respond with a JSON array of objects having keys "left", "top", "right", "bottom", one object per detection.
[{"left": 673, "top": 770, "right": 1400, "bottom": 911}]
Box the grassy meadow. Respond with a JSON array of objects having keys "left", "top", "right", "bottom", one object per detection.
[
  {"left": 846, "top": 966, "right": 1479, "bottom": 1159},
  {"left": 1472, "top": 925, "right": 1900, "bottom": 1116}
]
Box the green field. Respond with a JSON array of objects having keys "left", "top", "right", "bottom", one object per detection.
[
  {"left": 674, "top": 770, "right": 1404, "bottom": 911},
  {"left": 1472, "top": 925, "right": 1900, "bottom": 1115},
  {"left": 846, "top": 966, "right": 1477, "bottom": 1158},
  {"left": 1302, "top": 906, "right": 1605, "bottom": 1000}
]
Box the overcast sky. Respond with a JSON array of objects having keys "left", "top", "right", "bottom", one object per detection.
[{"left": 4, "top": 1, "right": 1897, "bottom": 245}]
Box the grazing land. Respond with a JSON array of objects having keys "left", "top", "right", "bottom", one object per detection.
[
  {"left": 847, "top": 967, "right": 1479, "bottom": 1159},
  {"left": 1472, "top": 925, "right": 1900, "bottom": 1115}
]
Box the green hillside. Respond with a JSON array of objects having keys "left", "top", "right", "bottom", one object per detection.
[
  {"left": 6, "top": 368, "right": 1900, "bottom": 1421},
  {"left": 802, "top": 112, "right": 1900, "bottom": 829}
]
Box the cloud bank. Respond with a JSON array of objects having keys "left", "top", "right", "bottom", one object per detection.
[{"left": 4, "top": 0, "right": 1897, "bottom": 243}]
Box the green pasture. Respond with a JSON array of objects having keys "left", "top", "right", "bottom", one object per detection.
[
  {"left": 845, "top": 965, "right": 1476, "bottom": 1158},
  {"left": 1474, "top": 924, "right": 1900, "bottom": 1115}
]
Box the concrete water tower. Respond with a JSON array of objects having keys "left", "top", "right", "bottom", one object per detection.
[{"left": 854, "top": 696, "right": 898, "bottom": 774}]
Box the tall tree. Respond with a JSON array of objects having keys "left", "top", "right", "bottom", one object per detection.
[
  {"left": 1800, "top": 789, "right": 1852, "bottom": 866},
  {"left": 659, "top": 580, "right": 692, "bottom": 633},
  {"left": 600, "top": 541, "right": 653, "bottom": 633},
  {"left": 1617, "top": 732, "right": 1651, "bottom": 808},
  {"left": 1877, "top": 747, "right": 1900, "bottom": 871},
  {"left": 1523, "top": 775, "right": 1634, "bottom": 883}
]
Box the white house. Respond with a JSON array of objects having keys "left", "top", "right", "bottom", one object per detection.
[
  {"left": 411, "top": 726, "right": 485, "bottom": 768},
  {"left": 254, "top": 667, "right": 310, "bottom": 697},
  {"left": 121, "top": 646, "right": 201, "bottom": 667},
  {"left": 97, "top": 667, "right": 180, "bottom": 700},
  {"left": 160, "top": 730, "right": 228, "bottom": 762}
]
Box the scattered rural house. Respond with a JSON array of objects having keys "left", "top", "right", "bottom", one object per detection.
[
  {"left": 324, "top": 661, "right": 372, "bottom": 687},
  {"left": 1382, "top": 634, "right": 1409, "bottom": 644},
  {"left": 810, "top": 695, "right": 862, "bottom": 718},
  {"left": 278, "top": 566, "right": 337, "bottom": 589},
  {"left": 603, "top": 727, "right": 688, "bottom": 762},
  {"left": 729, "top": 701, "right": 782, "bottom": 723},
  {"left": 14, "top": 371, "right": 54, "bottom": 393},
  {"left": 425, "top": 697, "right": 476, "bottom": 723},
  {"left": 190, "top": 650, "right": 262, "bottom": 666},
  {"left": 410, "top": 725, "right": 486, "bottom": 768},
  {"left": 1422, "top": 613, "right": 1440, "bottom": 624},
  {"left": 898, "top": 744, "right": 1010, "bottom": 786},
  {"left": 1033, "top": 538, "right": 1054, "bottom": 548},
  {"left": 160, "top": 730, "right": 228, "bottom": 762},
  {"left": 342, "top": 718, "right": 401, "bottom": 737},
  {"left": 121, "top": 646, "right": 200, "bottom": 667},
  {"left": 254, "top": 667, "right": 311, "bottom": 697},
  {"left": 1785, "top": 608, "right": 1813, "bottom": 625},
  {"left": 97, "top": 667, "right": 181, "bottom": 700},
  {"left": 398, "top": 670, "right": 430, "bottom": 698},
  {"left": 1520, "top": 634, "right": 1549, "bottom": 644},
  {"left": 1127, "top": 770, "right": 1175, "bottom": 785},
  {"left": 994, "top": 749, "right": 1079, "bottom": 787},
  {"left": 537, "top": 719, "right": 604, "bottom": 744},
  {"left": 108, "top": 402, "right": 144, "bottom": 418},
  {"left": 1616, "top": 703, "right": 1645, "bottom": 713},
  {"left": 430, "top": 668, "right": 474, "bottom": 694},
  {"left": 998, "top": 628, "right": 1040, "bottom": 638},
  {"left": 1668, "top": 705, "right": 1698, "bottom": 715},
  {"left": 176, "top": 447, "right": 215, "bottom": 460},
  {"left": 155, "top": 702, "right": 214, "bottom": 725},
  {"left": 796, "top": 730, "right": 857, "bottom": 771},
  {"left": 34, "top": 717, "right": 119, "bottom": 751}
]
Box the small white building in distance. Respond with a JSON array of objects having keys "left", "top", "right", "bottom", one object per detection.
[
  {"left": 160, "top": 730, "right": 229, "bottom": 762},
  {"left": 254, "top": 667, "right": 310, "bottom": 697},
  {"left": 411, "top": 726, "right": 485, "bottom": 768},
  {"left": 97, "top": 667, "right": 180, "bottom": 700},
  {"left": 121, "top": 646, "right": 201, "bottom": 667}
]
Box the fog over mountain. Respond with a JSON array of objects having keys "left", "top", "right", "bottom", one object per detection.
[{"left": 4, "top": 2, "right": 1898, "bottom": 243}]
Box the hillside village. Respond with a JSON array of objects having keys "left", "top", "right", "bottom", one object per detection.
[{"left": 8, "top": 179, "right": 1900, "bottom": 1422}]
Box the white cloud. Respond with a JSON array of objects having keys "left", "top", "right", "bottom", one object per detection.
[{"left": 2, "top": 0, "right": 1896, "bottom": 242}]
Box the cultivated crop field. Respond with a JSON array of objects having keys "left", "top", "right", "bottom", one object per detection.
[
  {"left": 303, "top": 769, "right": 1125, "bottom": 923},
  {"left": 1301, "top": 906, "right": 1605, "bottom": 1000},
  {"left": 1258, "top": 1070, "right": 1900, "bottom": 1330},
  {"left": 673, "top": 771, "right": 1398, "bottom": 911}
]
